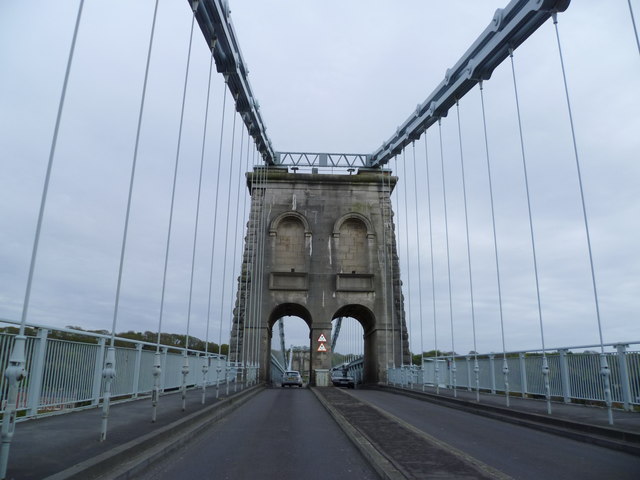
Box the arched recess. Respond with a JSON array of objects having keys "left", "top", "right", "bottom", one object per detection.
[
  {"left": 269, "top": 211, "right": 311, "bottom": 274},
  {"left": 332, "top": 212, "right": 375, "bottom": 238},
  {"left": 332, "top": 304, "right": 378, "bottom": 383},
  {"left": 270, "top": 210, "right": 312, "bottom": 235},
  {"left": 332, "top": 213, "right": 375, "bottom": 275}
]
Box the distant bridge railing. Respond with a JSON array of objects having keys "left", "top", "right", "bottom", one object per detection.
[
  {"left": 270, "top": 353, "right": 285, "bottom": 385},
  {"left": 0, "top": 319, "right": 229, "bottom": 421},
  {"left": 387, "top": 341, "right": 640, "bottom": 411},
  {"left": 345, "top": 357, "right": 364, "bottom": 386}
]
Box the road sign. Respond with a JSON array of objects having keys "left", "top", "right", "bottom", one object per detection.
[
  {"left": 317, "top": 343, "right": 327, "bottom": 352},
  {"left": 317, "top": 333, "right": 327, "bottom": 343}
]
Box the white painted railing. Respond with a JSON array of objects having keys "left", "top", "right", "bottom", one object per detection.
[
  {"left": 0, "top": 320, "right": 229, "bottom": 420},
  {"left": 387, "top": 341, "right": 640, "bottom": 411}
]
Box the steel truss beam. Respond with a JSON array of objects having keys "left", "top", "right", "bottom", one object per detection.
[
  {"left": 368, "top": 0, "right": 570, "bottom": 168},
  {"left": 191, "top": 0, "right": 276, "bottom": 164},
  {"left": 275, "top": 152, "right": 371, "bottom": 168}
]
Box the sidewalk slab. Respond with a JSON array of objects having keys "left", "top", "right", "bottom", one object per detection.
[{"left": 6, "top": 383, "right": 259, "bottom": 479}]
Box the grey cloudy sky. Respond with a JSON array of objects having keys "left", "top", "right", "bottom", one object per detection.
[{"left": 1, "top": 1, "right": 639, "bottom": 357}]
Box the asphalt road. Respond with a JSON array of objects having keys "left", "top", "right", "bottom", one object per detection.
[
  {"left": 349, "top": 389, "right": 640, "bottom": 480},
  {"left": 138, "top": 387, "right": 378, "bottom": 480}
]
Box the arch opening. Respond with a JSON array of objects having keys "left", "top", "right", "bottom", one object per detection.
[
  {"left": 331, "top": 305, "right": 378, "bottom": 384},
  {"left": 331, "top": 316, "right": 364, "bottom": 388},
  {"left": 268, "top": 304, "right": 312, "bottom": 385}
]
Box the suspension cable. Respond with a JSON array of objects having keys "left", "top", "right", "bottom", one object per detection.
[
  {"left": 423, "top": 132, "right": 439, "bottom": 394},
  {"left": 386, "top": 163, "right": 397, "bottom": 373},
  {"left": 243, "top": 154, "right": 255, "bottom": 379},
  {"left": 111, "top": 0, "right": 159, "bottom": 346},
  {"left": 411, "top": 143, "right": 425, "bottom": 382},
  {"left": 156, "top": 7, "right": 197, "bottom": 351},
  {"left": 479, "top": 81, "right": 509, "bottom": 406},
  {"left": 238, "top": 131, "right": 252, "bottom": 385},
  {"left": 246, "top": 155, "right": 261, "bottom": 380},
  {"left": 194, "top": 40, "right": 216, "bottom": 406},
  {"left": 455, "top": 99, "right": 480, "bottom": 402},
  {"left": 552, "top": 14, "right": 604, "bottom": 351},
  {"left": 241, "top": 147, "right": 256, "bottom": 381},
  {"left": 438, "top": 118, "right": 457, "bottom": 397},
  {"left": 255, "top": 163, "right": 270, "bottom": 380},
  {"left": 628, "top": 0, "right": 640, "bottom": 56},
  {"left": 109, "top": 0, "right": 161, "bottom": 420},
  {"left": 379, "top": 167, "right": 391, "bottom": 380},
  {"left": 394, "top": 156, "right": 404, "bottom": 369},
  {"left": 250, "top": 163, "right": 261, "bottom": 380},
  {"left": 184, "top": 57, "right": 212, "bottom": 405},
  {"left": 104, "top": 0, "right": 164, "bottom": 439},
  {"left": 0, "top": 1, "right": 86, "bottom": 474},
  {"left": 18, "top": 0, "right": 85, "bottom": 336},
  {"left": 228, "top": 124, "right": 246, "bottom": 392},
  {"left": 206, "top": 79, "right": 227, "bottom": 393},
  {"left": 509, "top": 48, "right": 551, "bottom": 414},
  {"left": 402, "top": 148, "right": 413, "bottom": 376},
  {"left": 552, "top": 13, "right": 612, "bottom": 424},
  {"left": 164, "top": 5, "right": 198, "bottom": 413},
  {"left": 216, "top": 109, "right": 238, "bottom": 397}
]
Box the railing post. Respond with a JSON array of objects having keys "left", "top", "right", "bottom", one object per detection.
[
  {"left": 559, "top": 349, "right": 572, "bottom": 404},
  {"left": 132, "top": 343, "right": 142, "bottom": 398},
  {"left": 519, "top": 353, "right": 528, "bottom": 397},
  {"left": 615, "top": 344, "right": 632, "bottom": 411},
  {"left": 26, "top": 329, "right": 48, "bottom": 417},
  {"left": 489, "top": 354, "right": 496, "bottom": 394},
  {"left": 91, "top": 338, "right": 106, "bottom": 406},
  {"left": 160, "top": 347, "right": 168, "bottom": 393},
  {"left": 466, "top": 356, "right": 472, "bottom": 391}
]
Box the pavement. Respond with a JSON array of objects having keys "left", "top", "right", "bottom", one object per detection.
[
  {"left": 5, "top": 382, "right": 262, "bottom": 480},
  {"left": 373, "top": 383, "right": 640, "bottom": 453},
  {"left": 4, "top": 381, "right": 639, "bottom": 479}
]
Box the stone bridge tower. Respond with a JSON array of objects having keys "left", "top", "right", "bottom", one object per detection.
[{"left": 230, "top": 166, "right": 409, "bottom": 385}]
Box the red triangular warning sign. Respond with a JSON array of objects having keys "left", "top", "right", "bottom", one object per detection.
[
  {"left": 317, "top": 343, "right": 327, "bottom": 352},
  {"left": 317, "top": 333, "right": 327, "bottom": 343}
]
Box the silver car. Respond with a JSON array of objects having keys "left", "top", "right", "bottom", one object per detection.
[{"left": 282, "top": 370, "right": 303, "bottom": 387}]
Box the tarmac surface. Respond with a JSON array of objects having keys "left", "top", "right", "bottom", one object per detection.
[
  {"left": 4, "top": 381, "right": 640, "bottom": 479},
  {"left": 137, "top": 388, "right": 378, "bottom": 480}
]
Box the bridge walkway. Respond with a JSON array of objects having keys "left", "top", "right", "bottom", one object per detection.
[
  {"left": 5, "top": 383, "right": 640, "bottom": 479},
  {"left": 6, "top": 383, "right": 259, "bottom": 479},
  {"left": 380, "top": 384, "right": 640, "bottom": 437},
  {"left": 339, "top": 387, "right": 640, "bottom": 479}
]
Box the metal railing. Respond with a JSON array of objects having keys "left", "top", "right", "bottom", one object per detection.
[
  {"left": 270, "top": 353, "right": 286, "bottom": 385},
  {"left": 387, "top": 341, "right": 640, "bottom": 411},
  {"left": 0, "top": 320, "right": 230, "bottom": 420},
  {"left": 345, "top": 357, "right": 364, "bottom": 386}
]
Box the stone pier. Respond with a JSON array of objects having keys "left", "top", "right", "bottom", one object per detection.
[{"left": 230, "top": 167, "right": 409, "bottom": 385}]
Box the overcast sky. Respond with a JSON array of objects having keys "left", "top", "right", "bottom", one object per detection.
[{"left": 1, "top": 1, "right": 639, "bottom": 357}]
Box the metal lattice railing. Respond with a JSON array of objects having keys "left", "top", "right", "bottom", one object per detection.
[
  {"left": 389, "top": 341, "right": 640, "bottom": 411},
  {"left": 0, "top": 322, "right": 229, "bottom": 420}
]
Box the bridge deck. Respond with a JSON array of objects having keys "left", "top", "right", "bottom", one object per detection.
[{"left": 5, "top": 384, "right": 640, "bottom": 479}]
